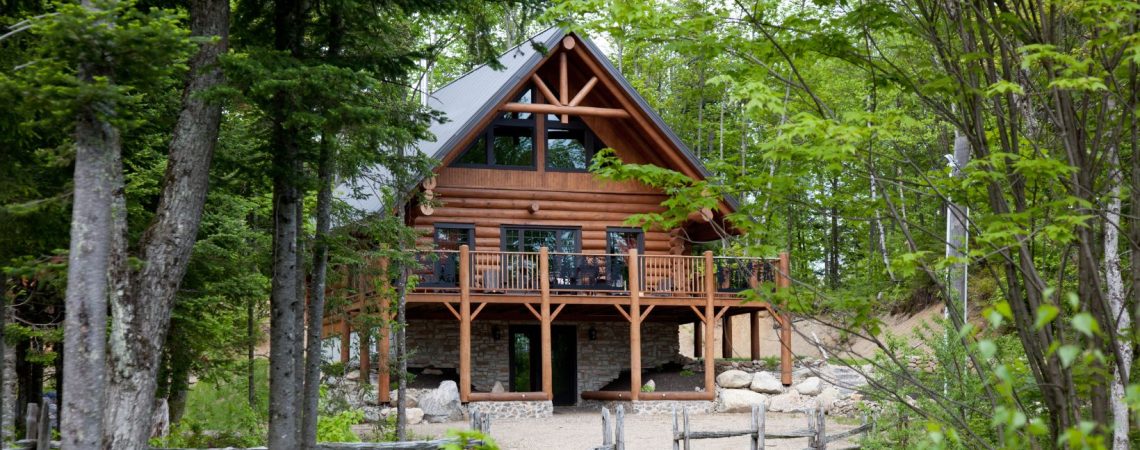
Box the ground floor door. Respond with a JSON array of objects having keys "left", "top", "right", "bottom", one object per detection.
[{"left": 508, "top": 325, "right": 577, "bottom": 405}]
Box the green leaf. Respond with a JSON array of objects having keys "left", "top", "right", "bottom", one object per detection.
[
  {"left": 1071, "top": 312, "right": 1099, "bottom": 337},
  {"left": 977, "top": 340, "right": 997, "bottom": 359},
  {"left": 1034, "top": 304, "right": 1059, "bottom": 330},
  {"left": 1058, "top": 345, "right": 1080, "bottom": 368}
]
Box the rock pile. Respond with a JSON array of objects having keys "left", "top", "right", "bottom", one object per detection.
[{"left": 711, "top": 363, "right": 871, "bottom": 416}]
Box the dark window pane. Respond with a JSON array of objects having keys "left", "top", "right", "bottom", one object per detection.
[
  {"left": 492, "top": 126, "right": 533, "bottom": 166},
  {"left": 547, "top": 128, "right": 589, "bottom": 170},
  {"left": 501, "top": 89, "right": 533, "bottom": 120},
  {"left": 455, "top": 136, "right": 487, "bottom": 165}
]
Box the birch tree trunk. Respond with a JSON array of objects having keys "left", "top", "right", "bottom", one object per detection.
[
  {"left": 945, "top": 132, "right": 970, "bottom": 326},
  {"left": 1105, "top": 147, "right": 1130, "bottom": 450},
  {"left": 100, "top": 1, "right": 228, "bottom": 447}
]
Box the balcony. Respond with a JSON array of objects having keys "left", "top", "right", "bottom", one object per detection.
[{"left": 412, "top": 248, "right": 783, "bottom": 299}]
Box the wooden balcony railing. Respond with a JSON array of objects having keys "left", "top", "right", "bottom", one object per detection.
[{"left": 412, "top": 247, "right": 781, "bottom": 297}]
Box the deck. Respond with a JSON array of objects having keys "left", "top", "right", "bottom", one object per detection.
[{"left": 329, "top": 247, "right": 793, "bottom": 405}]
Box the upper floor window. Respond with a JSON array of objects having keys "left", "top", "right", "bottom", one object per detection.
[
  {"left": 546, "top": 116, "right": 607, "bottom": 171},
  {"left": 451, "top": 86, "right": 608, "bottom": 171}
]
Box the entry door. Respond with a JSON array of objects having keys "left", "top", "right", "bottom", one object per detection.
[{"left": 508, "top": 325, "right": 578, "bottom": 405}]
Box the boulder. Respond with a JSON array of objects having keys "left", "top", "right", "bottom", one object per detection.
[
  {"left": 716, "top": 369, "right": 752, "bottom": 389},
  {"left": 389, "top": 389, "right": 421, "bottom": 407},
  {"left": 816, "top": 387, "right": 840, "bottom": 411},
  {"left": 749, "top": 372, "right": 784, "bottom": 394},
  {"left": 717, "top": 389, "right": 768, "bottom": 413},
  {"left": 363, "top": 406, "right": 382, "bottom": 423},
  {"left": 346, "top": 370, "right": 361, "bottom": 381},
  {"left": 795, "top": 377, "right": 822, "bottom": 395},
  {"left": 491, "top": 381, "right": 506, "bottom": 393},
  {"left": 768, "top": 392, "right": 813, "bottom": 413},
  {"left": 419, "top": 381, "right": 465, "bottom": 423},
  {"left": 406, "top": 407, "right": 425, "bottom": 425}
]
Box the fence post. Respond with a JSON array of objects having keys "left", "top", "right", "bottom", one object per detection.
[
  {"left": 757, "top": 400, "right": 767, "bottom": 450},
  {"left": 615, "top": 405, "right": 625, "bottom": 450},
  {"left": 25, "top": 403, "right": 38, "bottom": 442},
  {"left": 36, "top": 400, "right": 49, "bottom": 450},
  {"left": 682, "top": 407, "right": 691, "bottom": 450},
  {"left": 816, "top": 404, "right": 827, "bottom": 450},
  {"left": 601, "top": 407, "right": 612, "bottom": 448},
  {"left": 749, "top": 405, "right": 759, "bottom": 450}
]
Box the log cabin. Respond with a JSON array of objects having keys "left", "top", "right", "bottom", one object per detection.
[{"left": 327, "top": 27, "right": 792, "bottom": 415}]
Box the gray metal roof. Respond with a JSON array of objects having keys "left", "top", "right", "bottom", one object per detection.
[{"left": 340, "top": 26, "right": 738, "bottom": 214}]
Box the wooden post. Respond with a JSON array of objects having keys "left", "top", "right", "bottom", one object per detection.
[
  {"left": 750, "top": 311, "right": 761, "bottom": 361},
  {"left": 683, "top": 407, "right": 692, "bottom": 450},
  {"left": 359, "top": 330, "right": 371, "bottom": 384},
  {"left": 703, "top": 251, "right": 715, "bottom": 395},
  {"left": 672, "top": 406, "right": 680, "bottom": 450},
  {"left": 615, "top": 404, "right": 626, "bottom": 450},
  {"left": 339, "top": 320, "right": 351, "bottom": 364},
  {"left": 559, "top": 51, "right": 569, "bottom": 123},
  {"left": 777, "top": 251, "right": 793, "bottom": 385},
  {"left": 459, "top": 244, "right": 472, "bottom": 402},
  {"left": 539, "top": 247, "right": 553, "bottom": 400},
  {"left": 378, "top": 260, "right": 391, "bottom": 403},
  {"left": 36, "top": 397, "right": 49, "bottom": 450},
  {"left": 722, "top": 312, "right": 733, "bottom": 358},
  {"left": 25, "top": 403, "right": 38, "bottom": 442},
  {"left": 693, "top": 321, "right": 702, "bottom": 358},
  {"left": 629, "top": 248, "right": 641, "bottom": 401},
  {"left": 601, "top": 408, "right": 613, "bottom": 447}
]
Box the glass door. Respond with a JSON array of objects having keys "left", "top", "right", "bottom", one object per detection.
[
  {"left": 606, "top": 228, "right": 644, "bottom": 290},
  {"left": 428, "top": 224, "right": 473, "bottom": 286}
]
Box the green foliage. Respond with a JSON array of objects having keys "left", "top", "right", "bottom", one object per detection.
[
  {"left": 440, "top": 429, "right": 499, "bottom": 450},
  {"left": 316, "top": 409, "right": 364, "bottom": 443}
]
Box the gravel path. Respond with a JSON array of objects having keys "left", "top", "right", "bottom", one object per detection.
[{"left": 410, "top": 408, "right": 861, "bottom": 449}]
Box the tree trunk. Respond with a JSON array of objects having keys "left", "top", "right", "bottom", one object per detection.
[
  {"left": 61, "top": 1, "right": 120, "bottom": 441},
  {"left": 267, "top": 0, "right": 304, "bottom": 445},
  {"left": 248, "top": 296, "right": 256, "bottom": 408},
  {"left": 99, "top": 1, "right": 228, "bottom": 446},
  {"left": 945, "top": 132, "right": 970, "bottom": 324},
  {"left": 294, "top": 195, "right": 307, "bottom": 445},
  {"left": 1105, "top": 146, "right": 1130, "bottom": 450},
  {"left": 302, "top": 133, "right": 335, "bottom": 448}
]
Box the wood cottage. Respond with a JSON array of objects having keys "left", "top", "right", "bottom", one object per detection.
[{"left": 327, "top": 28, "right": 792, "bottom": 413}]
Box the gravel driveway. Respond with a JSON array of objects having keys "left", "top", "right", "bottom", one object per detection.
[{"left": 410, "top": 408, "right": 861, "bottom": 449}]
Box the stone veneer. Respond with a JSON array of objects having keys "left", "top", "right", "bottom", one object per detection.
[
  {"left": 469, "top": 400, "right": 553, "bottom": 419},
  {"left": 578, "top": 400, "right": 716, "bottom": 415},
  {"left": 406, "top": 320, "right": 681, "bottom": 402}
]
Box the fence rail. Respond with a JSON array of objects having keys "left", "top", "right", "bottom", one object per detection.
[{"left": 671, "top": 401, "right": 870, "bottom": 450}]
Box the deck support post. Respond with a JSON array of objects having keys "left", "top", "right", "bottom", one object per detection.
[
  {"left": 722, "top": 312, "right": 733, "bottom": 358},
  {"left": 459, "top": 244, "right": 472, "bottom": 402},
  {"left": 359, "top": 329, "right": 371, "bottom": 384},
  {"left": 776, "top": 251, "right": 792, "bottom": 385},
  {"left": 693, "top": 321, "right": 702, "bottom": 358},
  {"left": 750, "top": 311, "right": 761, "bottom": 361},
  {"left": 378, "top": 257, "right": 391, "bottom": 403},
  {"left": 539, "top": 247, "right": 553, "bottom": 400},
  {"left": 629, "top": 248, "right": 641, "bottom": 401},
  {"left": 703, "top": 251, "right": 715, "bottom": 395},
  {"left": 340, "top": 320, "right": 351, "bottom": 364}
]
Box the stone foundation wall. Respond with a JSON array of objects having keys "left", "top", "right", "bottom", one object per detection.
[
  {"left": 406, "top": 320, "right": 682, "bottom": 400},
  {"left": 468, "top": 400, "right": 553, "bottom": 419},
  {"left": 578, "top": 399, "right": 715, "bottom": 415}
]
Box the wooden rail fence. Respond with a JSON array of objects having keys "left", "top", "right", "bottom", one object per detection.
[
  {"left": 671, "top": 401, "right": 871, "bottom": 450},
  {"left": 592, "top": 405, "right": 626, "bottom": 450}
]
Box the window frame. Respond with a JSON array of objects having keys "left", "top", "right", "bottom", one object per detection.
[
  {"left": 450, "top": 89, "right": 539, "bottom": 171},
  {"left": 499, "top": 225, "right": 583, "bottom": 253},
  {"left": 605, "top": 227, "right": 645, "bottom": 254},
  {"left": 433, "top": 223, "right": 476, "bottom": 250}
]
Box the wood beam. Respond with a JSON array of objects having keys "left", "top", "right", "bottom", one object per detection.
[
  {"left": 500, "top": 103, "right": 630, "bottom": 119},
  {"left": 378, "top": 308, "right": 390, "bottom": 403},
  {"left": 750, "top": 311, "right": 761, "bottom": 361},
  {"left": 568, "top": 76, "right": 598, "bottom": 107},
  {"left": 613, "top": 304, "right": 632, "bottom": 322},
  {"left": 524, "top": 303, "right": 541, "bottom": 321},
  {"left": 703, "top": 251, "right": 715, "bottom": 395},
  {"left": 459, "top": 245, "right": 472, "bottom": 402},
  {"left": 559, "top": 51, "right": 568, "bottom": 123},
  {"left": 359, "top": 330, "right": 371, "bottom": 385},
  {"left": 531, "top": 74, "right": 562, "bottom": 107},
  {"left": 471, "top": 302, "right": 487, "bottom": 321},
  {"left": 722, "top": 312, "right": 733, "bottom": 359},
  {"left": 629, "top": 248, "right": 641, "bottom": 401},
  {"left": 777, "top": 251, "right": 793, "bottom": 386},
  {"left": 540, "top": 247, "right": 553, "bottom": 400},
  {"left": 551, "top": 303, "right": 566, "bottom": 321},
  {"left": 443, "top": 302, "right": 460, "bottom": 321},
  {"left": 640, "top": 304, "right": 655, "bottom": 322},
  {"left": 689, "top": 305, "right": 705, "bottom": 323}
]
